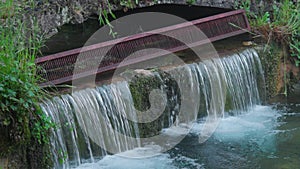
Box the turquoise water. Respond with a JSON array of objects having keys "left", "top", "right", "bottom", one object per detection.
[
  {"left": 74, "top": 103, "right": 300, "bottom": 169},
  {"left": 41, "top": 47, "right": 299, "bottom": 168}
]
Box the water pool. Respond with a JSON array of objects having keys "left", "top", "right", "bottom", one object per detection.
[{"left": 74, "top": 101, "right": 300, "bottom": 169}]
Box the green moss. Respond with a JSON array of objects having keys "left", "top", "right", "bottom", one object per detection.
[
  {"left": 130, "top": 75, "right": 161, "bottom": 111},
  {"left": 257, "top": 44, "right": 282, "bottom": 98},
  {"left": 129, "top": 71, "right": 163, "bottom": 137},
  {"left": 129, "top": 69, "right": 180, "bottom": 137},
  {"left": 224, "top": 91, "right": 234, "bottom": 112},
  {"left": 237, "top": 0, "right": 299, "bottom": 97}
]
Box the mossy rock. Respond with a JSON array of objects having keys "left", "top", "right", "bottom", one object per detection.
[
  {"left": 129, "top": 69, "right": 180, "bottom": 138},
  {"left": 257, "top": 44, "right": 282, "bottom": 98}
]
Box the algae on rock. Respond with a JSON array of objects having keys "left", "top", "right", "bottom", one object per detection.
[{"left": 129, "top": 69, "right": 181, "bottom": 138}]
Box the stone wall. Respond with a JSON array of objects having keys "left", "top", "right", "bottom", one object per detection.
[
  {"left": 28, "top": 0, "right": 235, "bottom": 37},
  {"left": 174, "top": 0, "right": 234, "bottom": 8},
  {"left": 28, "top": 0, "right": 104, "bottom": 37}
]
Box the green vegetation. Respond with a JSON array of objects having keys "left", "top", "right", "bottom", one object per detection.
[
  {"left": 258, "top": 44, "right": 282, "bottom": 97},
  {"left": 129, "top": 71, "right": 164, "bottom": 137},
  {"left": 238, "top": 0, "right": 300, "bottom": 65},
  {"left": 98, "top": 1, "right": 118, "bottom": 37},
  {"left": 129, "top": 69, "right": 181, "bottom": 137},
  {"left": 98, "top": 0, "right": 163, "bottom": 37},
  {"left": 0, "top": 0, "right": 53, "bottom": 157},
  {"left": 98, "top": 0, "right": 140, "bottom": 37},
  {"left": 237, "top": 0, "right": 299, "bottom": 96},
  {"left": 186, "top": 0, "right": 197, "bottom": 5}
]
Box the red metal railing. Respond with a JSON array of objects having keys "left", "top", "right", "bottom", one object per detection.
[{"left": 36, "top": 9, "right": 250, "bottom": 87}]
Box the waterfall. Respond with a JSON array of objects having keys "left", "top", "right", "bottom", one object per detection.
[
  {"left": 41, "top": 48, "right": 265, "bottom": 168},
  {"left": 41, "top": 82, "right": 141, "bottom": 169}
]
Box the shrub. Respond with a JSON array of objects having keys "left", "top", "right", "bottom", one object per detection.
[
  {"left": 241, "top": 0, "right": 300, "bottom": 65},
  {"left": 0, "top": 0, "right": 53, "bottom": 147}
]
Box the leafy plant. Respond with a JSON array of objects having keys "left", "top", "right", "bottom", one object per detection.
[
  {"left": 186, "top": 0, "right": 196, "bottom": 5},
  {"left": 235, "top": 0, "right": 299, "bottom": 96},
  {"left": 290, "top": 35, "right": 300, "bottom": 66},
  {"left": 0, "top": 0, "right": 13, "bottom": 19},
  {"left": 272, "top": 0, "right": 300, "bottom": 66},
  {"left": 98, "top": 0, "right": 143, "bottom": 37},
  {"left": 57, "top": 149, "right": 68, "bottom": 165},
  {"left": 251, "top": 11, "right": 270, "bottom": 27},
  {"left": 98, "top": 1, "right": 117, "bottom": 37},
  {"left": 239, "top": 0, "right": 300, "bottom": 66},
  {"left": 120, "top": 0, "right": 135, "bottom": 8},
  {"left": 0, "top": 0, "right": 54, "bottom": 146},
  {"left": 235, "top": 0, "right": 252, "bottom": 17}
]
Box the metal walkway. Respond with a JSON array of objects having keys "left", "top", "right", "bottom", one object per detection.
[{"left": 36, "top": 9, "right": 250, "bottom": 87}]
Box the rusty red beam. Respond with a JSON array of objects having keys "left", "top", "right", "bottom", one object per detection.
[
  {"left": 36, "top": 9, "right": 250, "bottom": 87},
  {"left": 36, "top": 9, "right": 248, "bottom": 63}
]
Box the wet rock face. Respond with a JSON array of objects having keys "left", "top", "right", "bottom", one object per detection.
[
  {"left": 31, "top": 0, "right": 236, "bottom": 37},
  {"left": 129, "top": 69, "right": 181, "bottom": 137},
  {"left": 30, "top": 0, "right": 105, "bottom": 37},
  {"left": 185, "top": 0, "right": 234, "bottom": 8}
]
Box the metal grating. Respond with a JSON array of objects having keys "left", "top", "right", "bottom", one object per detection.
[{"left": 36, "top": 9, "right": 250, "bottom": 87}]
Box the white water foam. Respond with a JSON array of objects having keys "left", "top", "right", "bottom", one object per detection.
[
  {"left": 75, "top": 155, "right": 173, "bottom": 169},
  {"left": 162, "top": 123, "right": 192, "bottom": 136},
  {"left": 191, "top": 105, "right": 280, "bottom": 152},
  {"left": 74, "top": 145, "right": 204, "bottom": 169}
]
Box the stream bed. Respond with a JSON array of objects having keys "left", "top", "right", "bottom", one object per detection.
[{"left": 74, "top": 100, "right": 300, "bottom": 169}]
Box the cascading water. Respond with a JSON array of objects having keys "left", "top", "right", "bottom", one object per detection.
[
  {"left": 41, "top": 82, "right": 141, "bottom": 169},
  {"left": 41, "top": 48, "right": 265, "bottom": 168}
]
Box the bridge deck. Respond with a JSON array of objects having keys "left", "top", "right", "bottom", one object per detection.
[{"left": 36, "top": 9, "right": 250, "bottom": 87}]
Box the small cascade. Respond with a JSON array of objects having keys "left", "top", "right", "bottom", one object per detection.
[
  {"left": 41, "top": 48, "right": 265, "bottom": 168},
  {"left": 41, "top": 82, "right": 141, "bottom": 169},
  {"left": 216, "top": 49, "right": 265, "bottom": 113}
]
